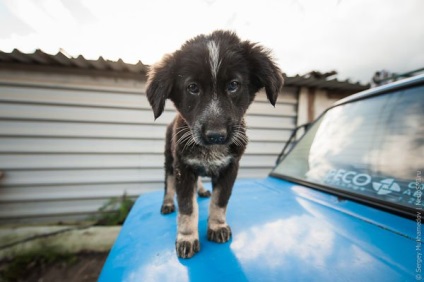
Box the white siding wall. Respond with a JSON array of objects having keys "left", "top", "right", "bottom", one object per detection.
[{"left": 0, "top": 70, "right": 298, "bottom": 224}]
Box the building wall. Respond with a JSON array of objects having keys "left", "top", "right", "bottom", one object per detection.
[
  {"left": 297, "top": 87, "right": 345, "bottom": 127},
  {"left": 313, "top": 89, "right": 340, "bottom": 119},
  {"left": 297, "top": 87, "right": 310, "bottom": 127},
  {"left": 0, "top": 68, "right": 298, "bottom": 224}
]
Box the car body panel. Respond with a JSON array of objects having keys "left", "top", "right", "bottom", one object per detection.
[{"left": 99, "top": 177, "right": 415, "bottom": 282}]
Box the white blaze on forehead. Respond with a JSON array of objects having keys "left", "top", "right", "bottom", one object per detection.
[
  {"left": 207, "top": 40, "right": 221, "bottom": 81},
  {"left": 207, "top": 99, "right": 221, "bottom": 115}
]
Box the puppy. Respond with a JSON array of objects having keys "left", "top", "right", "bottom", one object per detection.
[{"left": 146, "top": 30, "right": 283, "bottom": 258}]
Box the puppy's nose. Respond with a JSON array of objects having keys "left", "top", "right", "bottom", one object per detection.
[{"left": 205, "top": 130, "right": 227, "bottom": 144}]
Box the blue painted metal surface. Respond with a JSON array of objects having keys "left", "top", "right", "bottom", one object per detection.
[{"left": 100, "top": 177, "right": 416, "bottom": 282}]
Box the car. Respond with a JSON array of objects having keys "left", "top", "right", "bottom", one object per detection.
[{"left": 99, "top": 74, "right": 424, "bottom": 281}]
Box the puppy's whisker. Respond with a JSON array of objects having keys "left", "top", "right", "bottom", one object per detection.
[
  {"left": 230, "top": 124, "right": 248, "bottom": 147},
  {"left": 176, "top": 126, "right": 199, "bottom": 151},
  {"left": 178, "top": 135, "right": 192, "bottom": 147},
  {"left": 176, "top": 131, "right": 192, "bottom": 146},
  {"left": 173, "top": 126, "right": 191, "bottom": 141},
  {"left": 176, "top": 131, "right": 190, "bottom": 143},
  {"left": 182, "top": 134, "right": 196, "bottom": 152}
]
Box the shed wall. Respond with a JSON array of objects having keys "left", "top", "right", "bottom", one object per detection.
[{"left": 0, "top": 70, "right": 298, "bottom": 223}]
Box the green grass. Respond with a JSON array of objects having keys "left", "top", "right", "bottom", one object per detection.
[{"left": 93, "top": 193, "right": 135, "bottom": 226}]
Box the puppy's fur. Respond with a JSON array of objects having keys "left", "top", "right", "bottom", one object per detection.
[{"left": 146, "top": 30, "right": 283, "bottom": 258}]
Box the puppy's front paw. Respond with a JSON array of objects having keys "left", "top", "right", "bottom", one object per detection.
[
  {"left": 175, "top": 238, "right": 200, "bottom": 258},
  {"left": 160, "top": 203, "right": 175, "bottom": 214},
  {"left": 207, "top": 225, "right": 232, "bottom": 243}
]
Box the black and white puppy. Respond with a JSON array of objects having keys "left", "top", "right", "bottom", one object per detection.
[{"left": 146, "top": 30, "right": 283, "bottom": 258}]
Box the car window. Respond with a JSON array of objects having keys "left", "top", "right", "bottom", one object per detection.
[{"left": 272, "top": 84, "right": 424, "bottom": 213}]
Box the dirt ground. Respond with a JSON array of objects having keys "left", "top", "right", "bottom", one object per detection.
[{"left": 0, "top": 252, "right": 108, "bottom": 282}]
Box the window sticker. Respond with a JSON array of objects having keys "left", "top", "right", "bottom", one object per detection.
[
  {"left": 324, "top": 169, "right": 371, "bottom": 191},
  {"left": 323, "top": 168, "right": 423, "bottom": 208},
  {"left": 372, "top": 179, "right": 401, "bottom": 195}
]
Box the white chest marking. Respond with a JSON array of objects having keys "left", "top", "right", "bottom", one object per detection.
[{"left": 186, "top": 151, "right": 232, "bottom": 173}]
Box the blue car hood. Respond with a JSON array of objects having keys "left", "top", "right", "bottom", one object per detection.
[{"left": 100, "top": 177, "right": 416, "bottom": 282}]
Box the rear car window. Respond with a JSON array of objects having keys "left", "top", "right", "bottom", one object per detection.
[{"left": 272, "top": 84, "right": 424, "bottom": 214}]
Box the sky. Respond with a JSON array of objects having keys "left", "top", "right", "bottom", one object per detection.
[{"left": 0, "top": 0, "right": 423, "bottom": 83}]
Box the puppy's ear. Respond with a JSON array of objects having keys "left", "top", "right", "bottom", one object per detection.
[
  {"left": 243, "top": 42, "right": 284, "bottom": 106},
  {"left": 146, "top": 54, "right": 175, "bottom": 119}
]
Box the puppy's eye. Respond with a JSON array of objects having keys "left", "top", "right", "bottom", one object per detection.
[
  {"left": 227, "top": 81, "right": 240, "bottom": 93},
  {"left": 187, "top": 83, "right": 200, "bottom": 95}
]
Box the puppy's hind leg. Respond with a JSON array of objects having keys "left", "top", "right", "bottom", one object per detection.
[
  {"left": 161, "top": 124, "right": 176, "bottom": 214},
  {"left": 197, "top": 177, "right": 211, "bottom": 198},
  {"left": 161, "top": 173, "right": 176, "bottom": 214}
]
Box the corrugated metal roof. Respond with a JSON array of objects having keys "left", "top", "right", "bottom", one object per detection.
[
  {"left": 283, "top": 73, "right": 369, "bottom": 92},
  {"left": 0, "top": 49, "right": 369, "bottom": 91},
  {"left": 0, "top": 49, "right": 148, "bottom": 74}
]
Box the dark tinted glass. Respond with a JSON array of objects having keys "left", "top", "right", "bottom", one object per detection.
[{"left": 273, "top": 84, "right": 424, "bottom": 210}]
